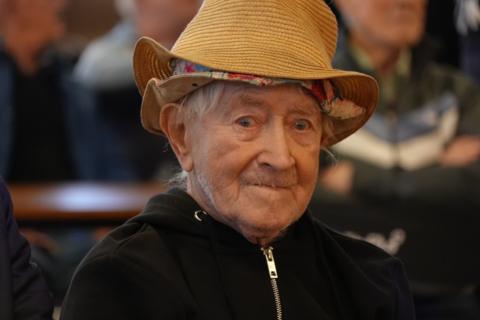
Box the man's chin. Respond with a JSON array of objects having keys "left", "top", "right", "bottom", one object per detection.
[{"left": 238, "top": 223, "right": 289, "bottom": 247}]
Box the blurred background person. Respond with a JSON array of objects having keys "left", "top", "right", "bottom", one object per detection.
[
  {"left": 73, "top": 0, "right": 202, "bottom": 181},
  {"left": 0, "top": 0, "right": 129, "bottom": 305},
  {"left": 0, "top": 0, "right": 122, "bottom": 181},
  {"left": 315, "top": 0, "right": 480, "bottom": 319}
]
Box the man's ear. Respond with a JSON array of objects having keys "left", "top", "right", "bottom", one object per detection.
[{"left": 159, "top": 103, "right": 193, "bottom": 172}]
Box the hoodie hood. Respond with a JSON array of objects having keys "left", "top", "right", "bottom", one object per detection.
[
  {"left": 129, "top": 188, "right": 267, "bottom": 251},
  {"left": 132, "top": 188, "right": 205, "bottom": 237}
]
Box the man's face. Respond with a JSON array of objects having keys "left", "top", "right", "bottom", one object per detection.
[
  {"left": 185, "top": 84, "right": 323, "bottom": 245},
  {"left": 338, "top": 0, "right": 427, "bottom": 49}
]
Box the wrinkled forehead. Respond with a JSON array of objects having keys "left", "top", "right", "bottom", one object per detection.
[
  {"left": 238, "top": 85, "right": 320, "bottom": 112},
  {"left": 209, "top": 81, "right": 321, "bottom": 115}
]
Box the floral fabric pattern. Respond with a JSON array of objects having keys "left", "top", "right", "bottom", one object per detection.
[{"left": 170, "top": 59, "right": 364, "bottom": 119}]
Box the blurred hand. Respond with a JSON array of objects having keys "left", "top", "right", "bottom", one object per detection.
[
  {"left": 318, "top": 161, "right": 354, "bottom": 195},
  {"left": 439, "top": 135, "right": 480, "bottom": 167}
]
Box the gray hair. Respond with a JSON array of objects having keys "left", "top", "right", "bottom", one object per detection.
[
  {"left": 167, "top": 81, "right": 229, "bottom": 189},
  {"left": 167, "top": 81, "right": 335, "bottom": 189}
]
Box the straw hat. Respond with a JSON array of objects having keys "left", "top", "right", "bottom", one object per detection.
[{"left": 133, "top": 0, "right": 378, "bottom": 146}]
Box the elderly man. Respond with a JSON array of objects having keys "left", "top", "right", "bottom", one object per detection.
[{"left": 61, "top": 0, "right": 415, "bottom": 319}]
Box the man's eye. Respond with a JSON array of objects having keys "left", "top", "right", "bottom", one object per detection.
[
  {"left": 293, "top": 119, "right": 311, "bottom": 131},
  {"left": 236, "top": 117, "right": 255, "bottom": 128}
]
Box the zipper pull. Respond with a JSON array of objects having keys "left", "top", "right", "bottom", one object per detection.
[{"left": 261, "top": 247, "right": 278, "bottom": 279}]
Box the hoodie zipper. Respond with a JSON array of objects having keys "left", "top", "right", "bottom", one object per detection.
[{"left": 261, "top": 246, "right": 283, "bottom": 320}]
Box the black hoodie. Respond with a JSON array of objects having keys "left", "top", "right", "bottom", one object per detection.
[{"left": 61, "top": 188, "right": 415, "bottom": 320}]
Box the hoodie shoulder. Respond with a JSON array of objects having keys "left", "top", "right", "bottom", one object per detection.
[
  {"left": 81, "top": 189, "right": 201, "bottom": 271},
  {"left": 86, "top": 221, "right": 184, "bottom": 277},
  {"left": 312, "top": 215, "right": 395, "bottom": 262},
  {"left": 312, "top": 215, "right": 410, "bottom": 280},
  {"left": 310, "top": 216, "right": 415, "bottom": 319},
  {"left": 62, "top": 219, "right": 196, "bottom": 320}
]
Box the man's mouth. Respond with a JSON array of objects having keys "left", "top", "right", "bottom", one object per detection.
[
  {"left": 250, "top": 182, "right": 294, "bottom": 189},
  {"left": 242, "top": 171, "right": 298, "bottom": 189}
]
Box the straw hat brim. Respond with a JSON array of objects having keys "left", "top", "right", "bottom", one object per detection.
[{"left": 134, "top": 37, "right": 378, "bottom": 146}]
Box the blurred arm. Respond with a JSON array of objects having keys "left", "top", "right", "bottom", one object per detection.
[{"left": 1, "top": 180, "right": 53, "bottom": 320}]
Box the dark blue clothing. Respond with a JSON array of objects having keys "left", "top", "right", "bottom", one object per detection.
[{"left": 0, "top": 179, "right": 53, "bottom": 320}]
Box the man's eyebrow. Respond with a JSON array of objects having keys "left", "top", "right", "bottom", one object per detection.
[
  {"left": 290, "top": 103, "right": 320, "bottom": 116},
  {"left": 238, "top": 92, "right": 269, "bottom": 108}
]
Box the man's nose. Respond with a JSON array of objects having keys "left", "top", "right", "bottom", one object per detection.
[{"left": 257, "top": 123, "right": 295, "bottom": 170}]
